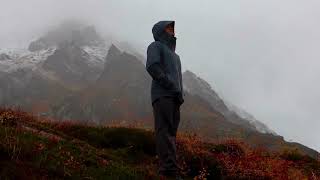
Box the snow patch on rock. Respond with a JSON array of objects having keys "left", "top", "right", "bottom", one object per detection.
[
  {"left": 0, "top": 48, "right": 56, "bottom": 72},
  {"left": 82, "top": 45, "right": 108, "bottom": 67}
]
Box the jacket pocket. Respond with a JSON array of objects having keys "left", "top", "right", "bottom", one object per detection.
[
  {"left": 163, "top": 74, "right": 174, "bottom": 90},
  {"left": 166, "top": 74, "right": 179, "bottom": 92}
]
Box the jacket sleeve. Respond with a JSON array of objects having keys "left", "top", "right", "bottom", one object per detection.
[
  {"left": 146, "top": 42, "right": 174, "bottom": 89},
  {"left": 178, "top": 58, "right": 184, "bottom": 96},
  {"left": 179, "top": 69, "right": 185, "bottom": 97},
  {"left": 178, "top": 59, "right": 185, "bottom": 105}
]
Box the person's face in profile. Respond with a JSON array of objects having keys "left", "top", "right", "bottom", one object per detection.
[{"left": 164, "top": 24, "right": 175, "bottom": 36}]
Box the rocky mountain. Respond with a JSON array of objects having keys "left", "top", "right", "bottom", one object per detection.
[
  {"left": 40, "top": 42, "right": 103, "bottom": 88},
  {"left": 51, "top": 44, "right": 153, "bottom": 124},
  {"left": 0, "top": 21, "right": 108, "bottom": 112},
  {"left": 0, "top": 21, "right": 318, "bottom": 158}
]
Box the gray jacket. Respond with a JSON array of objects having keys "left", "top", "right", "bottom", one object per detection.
[{"left": 146, "top": 21, "right": 184, "bottom": 105}]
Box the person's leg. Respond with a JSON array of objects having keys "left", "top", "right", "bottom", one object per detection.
[
  {"left": 152, "top": 97, "right": 179, "bottom": 176},
  {"left": 172, "top": 101, "right": 180, "bottom": 137},
  {"left": 171, "top": 100, "right": 181, "bottom": 176}
]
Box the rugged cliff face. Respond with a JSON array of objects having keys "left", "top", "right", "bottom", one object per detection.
[
  {"left": 41, "top": 42, "right": 103, "bottom": 88},
  {"left": 51, "top": 44, "right": 153, "bottom": 125}
]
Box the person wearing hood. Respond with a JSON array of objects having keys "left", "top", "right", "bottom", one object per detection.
[{"left": 146, "top": 21, "right": 184, "bottom": 179}]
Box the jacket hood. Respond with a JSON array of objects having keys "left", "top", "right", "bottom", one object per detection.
[{"left": 152, "top": 21, "right": 176, "bottom": 51}]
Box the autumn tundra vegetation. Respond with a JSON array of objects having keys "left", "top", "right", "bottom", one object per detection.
[{"left": 0, "top": 107, "right": 319, "bottom": 179}]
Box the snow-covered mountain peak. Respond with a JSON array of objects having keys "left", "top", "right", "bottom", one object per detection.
[
  {"left": 0, "top": 48, "right": 56, "bottom": 72},
  {"left": 0, "top": 48, "right": 28, "bottom": 60}
]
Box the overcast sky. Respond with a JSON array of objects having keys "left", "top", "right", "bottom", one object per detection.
[{"left": 1, "top": 0, "right": 319, "bottom": 151}]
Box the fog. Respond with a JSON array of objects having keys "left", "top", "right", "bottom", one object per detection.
[{"left": 1, "top": 0, "right": 319, "bottom": 151}]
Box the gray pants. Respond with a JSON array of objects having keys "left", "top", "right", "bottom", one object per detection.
[{"left": 152, "top": 96, "right": 181, "bottom": 176}]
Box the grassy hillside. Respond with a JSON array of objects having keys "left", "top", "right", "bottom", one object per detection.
[{"left": 0, "top": 108, "right": 319, "bottom": 180}]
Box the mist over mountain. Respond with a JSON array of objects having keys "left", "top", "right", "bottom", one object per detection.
[
  {"left": 0, "top": 21, "right": 318, "bottom": 159},
  {"left": 2, "top": 2, "right": 320, "bottom": 152},
  {"left": 28, "top": 20, "right": 105, "bottom": 51},
  {"left": 183, "top": 70, "right": 277, "bottom": 135}
]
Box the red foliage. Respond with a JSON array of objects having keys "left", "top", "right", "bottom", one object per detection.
[{"left": 1, "top": 107, "right": 319, "bottom": 179}]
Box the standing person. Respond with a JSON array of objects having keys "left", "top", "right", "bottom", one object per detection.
[{"left": 145, "top": 21, "right": 184, "bottom": 180}]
